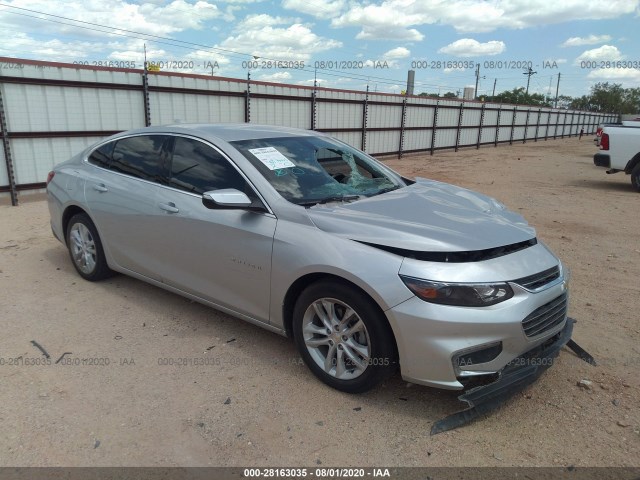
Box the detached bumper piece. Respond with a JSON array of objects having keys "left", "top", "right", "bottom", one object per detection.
[
  {"left": 431, "top": 318, "right": 595, "bottom": 435},
  {"left": 593, "top": 153, "right": 611, "bottom": 168}
]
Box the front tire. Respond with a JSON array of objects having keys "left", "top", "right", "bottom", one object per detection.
[
  {"left": 631, "top": 163, "right": 640, "bottom": 192},
  {"left": 292, "top": 280, "right": 398, "bottom": 393},
  {"left": 66, "top": 213, "right": 113, "bottom": 281}
]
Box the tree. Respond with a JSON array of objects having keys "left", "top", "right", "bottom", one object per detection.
[
  {"left": 623, "top": 87, "right": 640, "bottom": 114},
  {"left": 568, "top": 95, "right": 592, "bottom": 111},
  {"left": 590, "top": 83, "right": 625, "bottom": 113},
  {"left": 417, "top": 92, "right": 457, "bottom": 98},
  {"left": 492, "top": 87, "right": 551, "bottom": 107},
  {"left": 572, "top": 83, "right": 640, "bottom": 114},
  {"left": 555, "top": 95, "right": 574, "bottom": 109}
]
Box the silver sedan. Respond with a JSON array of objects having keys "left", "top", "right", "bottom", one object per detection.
[{"left": 47, "top": 124, "right": 570, "bottom": 394}]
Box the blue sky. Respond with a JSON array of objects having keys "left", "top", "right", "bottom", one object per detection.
[{"left": 0, "top": 0, "right": 638, "bottom": 99}]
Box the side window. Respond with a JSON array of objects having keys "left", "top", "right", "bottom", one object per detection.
[
  {"left": 87, "top": 141, "right": 115, "bottom": 169},
  {"left": 111, "top": 135, "right": 168, "bottom": 183},
  {"left": 169, "top": 137, "right": 250, "bottom": 196}
]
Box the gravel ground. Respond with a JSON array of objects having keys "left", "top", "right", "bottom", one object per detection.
[{"left": 0, "top": 137, "right": 638, "bottom": 467}]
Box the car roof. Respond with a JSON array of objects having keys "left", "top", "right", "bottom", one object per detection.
[{"left": 120, "top": 123, "right": 323, "bottom": 143}]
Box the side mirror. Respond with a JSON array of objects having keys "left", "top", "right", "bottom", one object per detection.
[{"left": 202, "top": 189, "right": 265, "bottom": 212}]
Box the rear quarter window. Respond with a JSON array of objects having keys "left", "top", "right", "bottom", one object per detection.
[
  {"left": 87, "top": 141, "right": 115, "bottom": 168},
  {"left": 111, "top": 135, "right": 169, "bottom": 183}
]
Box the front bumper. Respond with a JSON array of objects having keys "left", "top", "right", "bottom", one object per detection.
[
  {"left": 431, "top": 318, "right": 575, "bottom": 434},
  {"left": 386, "top": 272, "right": 568, "bottom": 390}
]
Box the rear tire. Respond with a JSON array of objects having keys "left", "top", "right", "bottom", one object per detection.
[
  {"left": 66, "top": 213, "right": 113, "bottom": 281},
  {"left": 631, "top": 164, "right": 640, "bottom": 192},
  {"left": 292, "top": 280, "right": 398, "bottom": 393}
]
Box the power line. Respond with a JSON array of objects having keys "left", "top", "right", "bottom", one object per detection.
[
  {"left": 0, "top": 3, "right": 473, "bottom": 93},
  {"left": 0, "top": 4, "right": 254, "bottom": 60},
  {"left": 6, "top": 3, "right": 585, "bottom": 97}
]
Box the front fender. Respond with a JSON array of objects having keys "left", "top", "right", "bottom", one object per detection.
[{"left": 268, "top": 219, "right": 413, "bottom": 329}]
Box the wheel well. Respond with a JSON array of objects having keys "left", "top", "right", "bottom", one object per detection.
[
  {"left": 624, "top": 153, "right": 640, "bottom": 174},
  {"left": 61, "top": 205, "right": 88, "bottom": 245},
  {"left": 282, "top": 273, "right": 398, "bottom": 354}
]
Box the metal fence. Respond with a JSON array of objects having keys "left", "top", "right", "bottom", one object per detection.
[{"left": 0, "top": 57, "right": 618, "bottom": 205}]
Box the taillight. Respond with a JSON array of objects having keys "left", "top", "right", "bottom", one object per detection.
[
  {"left": 46, "top": 171, "right": 55, "bottom": 185},
  {"left": 600, "top": 133, "right": 609, "bottom": 150}
]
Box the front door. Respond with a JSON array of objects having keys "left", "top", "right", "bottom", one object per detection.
[{"left": 152, "top": 136, "right": 277, "bottom": 323}]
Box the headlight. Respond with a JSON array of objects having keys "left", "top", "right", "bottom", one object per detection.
[{"left": 400, "top": 275, "right": 514, "bottom": 307}]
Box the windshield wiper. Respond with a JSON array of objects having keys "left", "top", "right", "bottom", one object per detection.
[{"left": 297, "top": 194, "right": 361, "bottom": 207}]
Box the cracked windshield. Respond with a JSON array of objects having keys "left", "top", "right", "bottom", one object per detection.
[{"left": 232, "top": 136, "right": 402, "bottom": 205}]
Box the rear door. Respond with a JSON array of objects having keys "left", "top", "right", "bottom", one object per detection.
[
  {"left": 151, "top": 135, "right": 277, "bottom": 323},
  {"left": 84, "top": 134, "right": 171, "bottom": 280}
]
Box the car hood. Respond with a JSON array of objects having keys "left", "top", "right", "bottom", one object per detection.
[{"left": 307, "top": 178, "right": 536, "bottom": 252}]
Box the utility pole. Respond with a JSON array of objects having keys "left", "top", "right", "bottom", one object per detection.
[
  {"left": 492, "top": 78, "right": 497, "bottom": 101},
  {"left": 523, "top": 66, "right": 537, "bottom": 95},
  {"left": 554, "top": 73, "right": 561, "bottom": 108},
  {"left": 474, "top": 63, "right": 480, "bottom": 99}
]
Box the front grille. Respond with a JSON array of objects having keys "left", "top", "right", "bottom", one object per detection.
[
  {"left": 522, "top": 293, "right": 567, "bottom": 338},
  {"left": 513, "top": 266, "right": 560, "bottom": 290}
]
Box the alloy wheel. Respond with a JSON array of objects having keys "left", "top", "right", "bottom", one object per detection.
[{"left": 301, "top": 297, "right": 371, "bottom": 380}]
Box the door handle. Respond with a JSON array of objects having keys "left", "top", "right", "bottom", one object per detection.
[
  {"left": 92, "top": 183, "right": 108, "bottom": 193},
  {"left": 158, "top": 202, "right": 179, "bottom": 214}
]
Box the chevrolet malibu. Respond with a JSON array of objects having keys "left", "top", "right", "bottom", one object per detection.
[{"left": 47, "top": 124, "right": 570, "bottom": 394}]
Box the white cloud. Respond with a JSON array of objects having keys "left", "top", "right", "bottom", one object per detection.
[
  {"left": 184, "top": 49, "right": 231, "bottom": 65},
  {"left": 258, "top": 71, "right": 292, "bottom": 81},
  {"left": 238, "top": 14, "right": 298, "bottom": 29},
  {"left": 140, "top": 0, "right": 220, "bottom": 31},
  {"left": 331, "top": 4, "right": 425, "bottom": 40},
  {"left": 331, "top": 0, "right": 639, "bottom": 35},
  {"left": 574, "top": 45, "right": 623, "bottom": 64},
  {"left": 438, "top": 39, "right": 505, "bottom": 57},
  {"left": 221, "top": 5, "right": 243, "bottom": 21},
  {"left": 0, "top": 0, "right": 222, "bottom": 38},
  {"left": 218, "top": 0, "right": 267, "bottom": 3},
  {"left": 219, "top": 23, "right": 342, "bottom": 61},
  {"left": 357, "top": 27, "right": 423, "bottom": 41},
  {"left": 110, "top": 47, "right": 167, "bottom": 63},
  {"left": 297, "top": 78, "right": 328, "bottom": 85},
  {"left": 382, "top": 47, "right": 410, "bottom": 60},
  {"left": 587, "top": 67, "right": 640, "bottom": 85},
  {"left": 0, "top": 32, "right": 109, "bottom": 62},
  {"left": 282, "top": 0, "right": 346, "bottom": 19},
  {"left": 561, "top": 34, "right": 612, "bottom": 47}
]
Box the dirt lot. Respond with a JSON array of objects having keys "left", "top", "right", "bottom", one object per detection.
[{"left": 0, "top": 137, "right": 638, "bottom": 468}]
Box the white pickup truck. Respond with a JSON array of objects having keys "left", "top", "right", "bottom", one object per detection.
[{"left": 594, "top": 121, "right": 640, "bottom": 192}]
